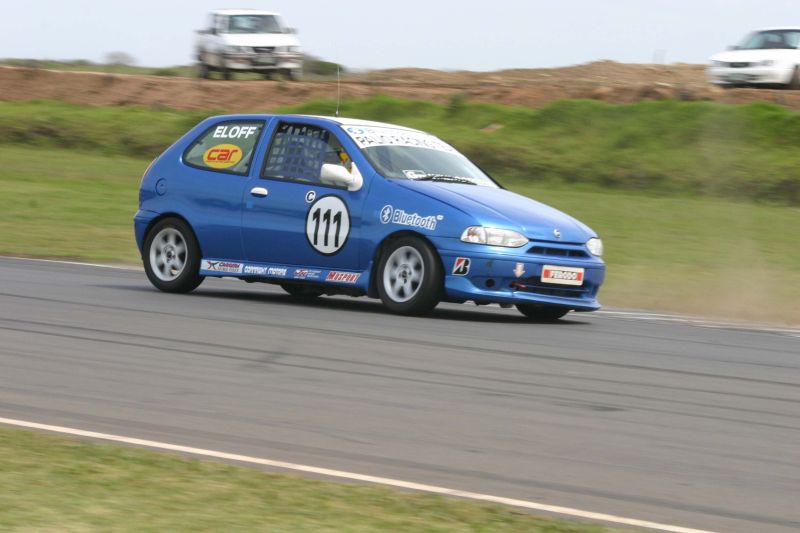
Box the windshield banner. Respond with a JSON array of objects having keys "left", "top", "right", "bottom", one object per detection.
[{"left": 342, "top": 126, "right": 456, "bottom": 153}]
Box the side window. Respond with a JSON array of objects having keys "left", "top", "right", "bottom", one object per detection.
[
  {"left": 263, "top": 122, "right": 353, "bottom": 185},
  {"left": 184, "top": 121, "right": 263, "bottom": 175},
  {"left": 215, "top": 15, "right": 228, "bottom": 34}
]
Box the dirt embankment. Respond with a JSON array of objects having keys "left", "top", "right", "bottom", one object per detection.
[{"left": 5, "top": 61, "right": 800, "bottom": 111}]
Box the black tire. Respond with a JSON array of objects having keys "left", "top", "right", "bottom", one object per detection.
[
  {"left": 285, "top": 69, "right": 299, "bottom": 81},
  {"left": 280, "top": 283, "right": 324, "bottom": 298},
  {"left": 788, "top": 67, "right": 800, "bottom": 90},
  {"left": 221, "top": 66, "right": 231, "bottom": 81},
  {"left": 143, "top": 218, "right": 204, "bottom": 293},
  {"left": 198, "top": 62, "right": 210, "bottom": 79},
  {"left": 516, "top": 304, "right": 569, "bottom": 322},
  {"left": 376, "top": 236, "right": 442, "bottom": 315}
]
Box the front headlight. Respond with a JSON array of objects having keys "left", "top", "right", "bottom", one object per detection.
[
  {"left": 758, "top": 59, "right": 775, "bottom": 66},
  {"left": 710, "top": 60, "right": 726, "bottom": 67},
  {"left": 460, "top": 227, "right": 528, "bottom": 248},
  {"left": 586, "top": 237, "right": 603, "bottom": 257}
]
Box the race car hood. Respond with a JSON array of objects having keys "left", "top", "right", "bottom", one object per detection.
[{"left": 396, "top": 180, "right": 596, "bottom": 243}]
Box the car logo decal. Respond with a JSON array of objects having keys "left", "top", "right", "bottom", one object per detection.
[
  {"left": 305, "top": 190, "right": 316, "bottom": 203},
  {"left": 452, "top": 257, "right": 470, "bottom": 276},
  {"left": 380, "top": 205, "right": 393, "bottom": 224},
  {"left": 514, "top": 263, "right": 526, "bottom": 278},
  {"left": 553, "top": 228, "right": 561, "bottom": 239}
]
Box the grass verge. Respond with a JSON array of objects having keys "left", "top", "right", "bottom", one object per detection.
[
  {"left": 4, "top": 97, "right": 800, "bottom": 204},
  {"left": 1, "top": 145, "right": 798, "bottom": 323},
  {"left": 0, "top": 427, "right": 625, "bottom": 532}
]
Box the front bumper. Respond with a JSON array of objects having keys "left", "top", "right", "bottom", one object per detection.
[
  {"left": 707, "top": 65, "right": 793, "bottom": 86},
  {"left": 223, "top": 53, "right": 302, "bottom": 71},
  {"left": 432, "top": 237, "right": 605, "bottom": 311}
]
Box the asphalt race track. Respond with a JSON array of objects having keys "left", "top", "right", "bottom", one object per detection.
[{"left": 1, "top": 257, "right": 798, "bottom": 532}]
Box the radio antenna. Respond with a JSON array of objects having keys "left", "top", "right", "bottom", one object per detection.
[{"left": 335, "top": 63, "right": 341, "bottom": 118}]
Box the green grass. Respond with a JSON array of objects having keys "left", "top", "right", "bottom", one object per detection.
[
  {"left": 0, "top": 147, "right": 142, "bottom": 262},
  {"left": 0, "top": 427, "right": 625, "bottom": 532},
  {"left": 4, "top": 97, "right": 800, "bottom": 204},
  {"left": 1, "top": 145, "right": 797, "bottom": 323}
]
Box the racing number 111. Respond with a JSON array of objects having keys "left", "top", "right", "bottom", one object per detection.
[{"left": 311, "top": 207, "right": 342, "bottom": 247}]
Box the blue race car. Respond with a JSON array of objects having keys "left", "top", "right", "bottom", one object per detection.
[{"left": 135, "top": 115, "right": 605, "bottom": 319}]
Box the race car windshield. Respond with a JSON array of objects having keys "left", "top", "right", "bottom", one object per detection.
[
  {"left": 361, "top": 146, "right": 499, "bottom": 188},
  {"left": 738, "top": 30, "right": 800, "bottom": 50},
  {"left": 227, "top": 15, "right": 285, "bottom": 34}
]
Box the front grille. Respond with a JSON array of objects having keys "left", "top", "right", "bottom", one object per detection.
[
  {"left": 253, "top": 47, "right": 275, "bottom": 54},
  {"left": 528, "top": 245, "right": 588, "bottom": 258},
  {"left": 511, "top": 276, "right": 594, "bottom": 299},
  {"left": 730, "top": 62, "right": 752, "bottom": 68}
]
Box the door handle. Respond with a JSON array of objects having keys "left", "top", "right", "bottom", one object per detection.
[{"left": 250, "top": 187, "right": 268, "bottom": 198}]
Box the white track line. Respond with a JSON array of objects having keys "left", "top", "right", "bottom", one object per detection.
[
  {"left": 2, "top": 256, "right": 798, "bottom": 333},
  {"left": 0, "top": 417, "right": 716, "bottom": 533},
  {"left": 2, "top": 256, "right": 139, "bottom": 270}
]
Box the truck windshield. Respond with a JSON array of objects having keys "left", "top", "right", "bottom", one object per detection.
[
  {"left": 227, "top": 15, "right": 284, "bottom": 34},
  {"left": 739, "top": 30, "right": 800, "bottom": 50}
]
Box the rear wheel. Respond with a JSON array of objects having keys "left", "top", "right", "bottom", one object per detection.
[
  {"left": 197, "top": 62, "right": 210, "bottom": 79},
  {"left": 516, "top": 304, "right": 569, "bottom": 322},
  {"left": 376, "top": 236, "right": 442, "bottom": 315},
  {"left": 280, "top": 284, "right": 324, "bottom": 298},
  {"left": 143, "top": 218, "right": 204, "bottom": 293}
]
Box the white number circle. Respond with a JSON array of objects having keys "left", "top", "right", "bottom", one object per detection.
[{"left": 305, "top": 196, "right": 350, "bottom": 255}]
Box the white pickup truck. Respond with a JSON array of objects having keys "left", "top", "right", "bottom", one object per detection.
[{"left": 195, "top": 9, "right": 303, "bottom": 80}]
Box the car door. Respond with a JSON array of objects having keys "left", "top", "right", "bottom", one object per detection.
[
  {"left": 179, "top": 118, "right": 266, "bottom": 261},
  {"left": 241, "top": 119, "right": 368, "bottom": 271}
]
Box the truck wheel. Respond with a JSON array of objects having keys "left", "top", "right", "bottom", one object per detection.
[
  {"left": 143, "top": 218, "right": 204, "bottom": 293},
  {"left": 377, "top": 236, "right": 442, "bottom": 315},
  {"left": 285, "top": 69, "right": 300, "bottom": 81},
  {"left": 198, "top": 62, "right": 210, "bottom": 79},
  {"left": 221, "top": 66, "right": 231, "bottom": 81},
  {"left": 788, "top": 67, "right": 800, "bottom": 90},
  {"left": 516, "top": 304, "right": 569, "bottom": 322}
]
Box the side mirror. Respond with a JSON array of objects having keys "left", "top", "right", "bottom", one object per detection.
[
  {"left": 726, "top": 45, "right": 739, "bottom": 50},
  {"left": 320, "top": 163, "right": 363, "bottom": 191},
  {"left": 286, "top": 27, "right": 297, "bottom": 34}
]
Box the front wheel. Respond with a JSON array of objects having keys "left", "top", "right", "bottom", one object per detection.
[
  {"left": 376, "top": 237, "right": 442, "bottom": 315},
  {"left": 516, "top": 304, "right": 569, "bottom": 322},
  {"left": 197, "top": 62, "right": 210, "bottom": 79},
  {"left": 143, "top": 218, "right": 204, "bottom": 293}
]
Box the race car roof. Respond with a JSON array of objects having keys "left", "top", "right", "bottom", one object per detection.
[{"left": 301, "top": 115, "right": 425, "bottom": 133}]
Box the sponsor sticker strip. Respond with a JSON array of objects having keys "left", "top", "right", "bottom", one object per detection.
[
  {"left": 201, "top": 260, "right": 243, "bottom": 274},
  {"left": 452, "top": 257, "right": 470, "bottom": 276},
  {"left": 343, "top": 126, "right": 456, "bottom": 153},
  {"left": 541, "top": 265, "right": 584, "bottom": 286},
  {"left": 380, "top": 205, "right": 441, "bottom": 231},
  {"left": 326, "top": 271, "right": 360, "bottom": 284}
]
